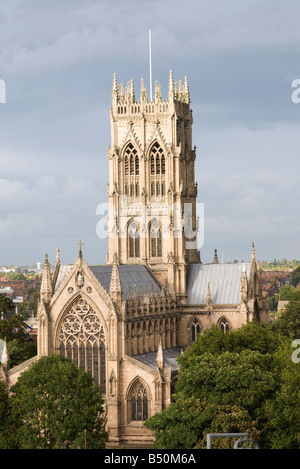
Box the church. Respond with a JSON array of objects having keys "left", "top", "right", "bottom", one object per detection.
[{"left": 2, "top": 71, "right": 269, "bottom": 447}]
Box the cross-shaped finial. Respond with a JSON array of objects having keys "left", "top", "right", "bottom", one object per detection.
[{"left": 77, "top": 240, "right": 84, "bottom": 259}]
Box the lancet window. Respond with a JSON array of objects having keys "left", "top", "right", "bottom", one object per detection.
[
  {"left": 58, "top": 297, "right": 106, "bottom": 393},
  {"left": 150, "top": 219, "right": 162, "bottom": 258},
  {"left": 128, "top": 220, "right": 140, "bottom": 258},
  {"left": 150, "top": 142, "right": 166, "bottom": 198},
  {"left": 191, "top": 318, "right": 201, "bottom": 342},
  {"left": 124, "top": 142, "right": 139, "bottom": 198},
  {"left": 128, "top": 381, "right": 149, "bottom": 422}
]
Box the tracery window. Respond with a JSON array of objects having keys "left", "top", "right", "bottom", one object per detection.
[
  {"left": 219, "top": 317, "right": 230, "bottom": 334},
  {"left": 191, "top": 318, "right": 201, "bottom": 342},
  {"left": 149, "top": 142, "right": 166, "bottom": 198},
  {"left": 124, "top": 142, "right": 139, "bottom": 197},
  {"left": 58, "top": 297, "right": 106, "bottom": 393},
  {"left": 129, "top": 381, "right": 148, "bottom": 422}
]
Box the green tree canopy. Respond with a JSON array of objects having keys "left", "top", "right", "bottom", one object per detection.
[
  {"left": 0, "top": 381, "right": 12, "bottom": 449},
  {"left": 278, "top": 284, "right": 295, "bottom": 300},
  {"left": 271, "top": 289, "right": 300, "bottom": 338},
  {"left": 0, "top": 294, "right": 14, "bottom": 314},
  {"left": 291, "top": 265, "right": 300, "bottom": 287},
  {"left": 10, "top": 354, "right": 108, "bottom": 449},
  {"left": 145, "top": 322, "right": 298, "bottom": 449}
]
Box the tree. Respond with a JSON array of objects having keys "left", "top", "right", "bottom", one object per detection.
[
  {"left": 10, "top": 354, "right": 108, "bottom": 449},
  {"left": 145, "top": 322, "right": 295, "bottom": 449},
  {"left": 0, "top": 315, "right": 28, "bottom": 342},
  {"left": 263, "top": 341, "right": 300, "bottom": 449},
  {"left": 145, "top": 348, "right": 276, "bottom": 449},
  {"left": 278, "top": 284, "right": 294, "bottom": 300},
  {"left": 271, "top": 289, "right": 300, "bottom": 338},
  {"left": 291, "top": 265, "right": 300, "bottom": 288},
  {"left": 0, "top": 295, "right": 14, "bottom": 315},
  {"left": 0, "top": 381, "right": 13, "bottom": 449}
]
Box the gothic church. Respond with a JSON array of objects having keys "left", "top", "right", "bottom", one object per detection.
[{"left": 2, "top": 72, "right": 269, "bottom": 447}]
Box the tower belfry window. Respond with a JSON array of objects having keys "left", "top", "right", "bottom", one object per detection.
[
  {"left": 149, "top": 142, "right": 166, "bottom": 198},
  {"left": 150, "top": 142, "right": 165, "bottom": 175},
  {"left": 124, "top": 142, "right": 139, "bottom": 197}
]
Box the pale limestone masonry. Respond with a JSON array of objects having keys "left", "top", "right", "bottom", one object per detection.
[{"left": 2, "top": 72, "right": 269, "bottom": 448}]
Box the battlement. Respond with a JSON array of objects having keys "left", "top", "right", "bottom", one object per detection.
[{"left": 111, "top": 70, "right": 190, "bottom": 117}]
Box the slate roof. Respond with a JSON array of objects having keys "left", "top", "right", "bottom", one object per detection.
[
  {"left": 132, "top": 346, "right": 182, "bottom": 371},
  {"left": 54, "top": 264, "right": 73, "bottom": 292},
  {"left": 186, "top": 262, "right": 251, "bottom": 305},
  {"left": 53, "top": 263, "right": 161, "bottom": 299},
  {"left": 89, "top": 264, "right": 161, "bottom": 299}
]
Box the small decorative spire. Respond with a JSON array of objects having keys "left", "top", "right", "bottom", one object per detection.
[
  {"left": 140, "top": 78, "right": 147, "bottom": 101},
  {"left": 112, "top": 73, "right": 118, "bottom": 92},
  {"left": 109, "top": 252, "right": 122, "bottom": 296},
  {"left": 184, "top": 76, "right": 190, "bottom": 103},
  {"left": 214, "top": 249, "right": 218, "bottom": 264},
  {"left": 130, "top": 78, "right": 135, "bottom": 101},
  {"left": 168, "top": 70, "right": 174, "bottom": 95},
  {"left": 206, "top": 282, "right": 212, "bottom": 306},
  {"left": 40, "top": 253, "right": 53, "bottom": 304},
  {"left": 155, "top": 80, "right": 161, "bottom": 101},
  {"left": 251, "top": 242, "right": 255, "bottom": 262},
  {"left": 156, "top": 339, "right": 164, "bottom": 369}
]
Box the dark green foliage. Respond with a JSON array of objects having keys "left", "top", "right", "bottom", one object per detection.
[
  {"left": 10, "top": 354, "right": 108, "bottom": 449},
  {"left": 0, "top": 294, "right": 14, "bottom": 314},
  {"left": 271, "top": 289, "right": 300, "bottom": 338},
  {"left": 145, "top": 321, "right": 299, "bottom": 449},
  {"left": 291, "top": 265, "right": 300, "bottom": 287}
]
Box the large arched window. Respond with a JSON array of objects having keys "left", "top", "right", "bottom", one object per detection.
[
  {"left": 128, "top": 220, "right": 140, "bottom": 258},
  {"left": 58, "top": 297, "right": 106, "bottom": 393},
  {"left": 128, "top": 380, "right": 148, "bottom": 422}
]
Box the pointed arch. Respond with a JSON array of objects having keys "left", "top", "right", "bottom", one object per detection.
[
  {"left": 127, "top": 218, "right": 140, "bottom": 258},
  {"left": 123, "top": 142, "right": 140, "bottom": 197},
  {"left": 149, "top": 218, "right": 162, "bottom": 258},
  {"left": 149, "top": 141, "right": 165, "bottom": 176},
  {"left": 188, "top": 316, "right": 202, "bottom": 342},
  {"left": 56, "top": 295, "right": 106, "bottom": 393},
  {"left": 218, "top": 316, "right": 230, "bottom": 334},
  {"left": 126, "top": 376, "right": 151, "bottom": 424}
]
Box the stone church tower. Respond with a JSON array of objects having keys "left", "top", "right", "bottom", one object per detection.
[
  {"left": 107, "top": 71, "right": 200, "bottom": 301},
  {"left": 1, "top": 72, "right": 269, "bottom": 448}
]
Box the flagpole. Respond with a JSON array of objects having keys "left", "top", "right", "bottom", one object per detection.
[{"left": 149, "top": 29, "right": 152, "bottom": 101}]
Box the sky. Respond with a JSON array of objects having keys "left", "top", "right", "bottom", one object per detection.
[{"left": 0, "top": 0, "right": 299, "bottom": 267}]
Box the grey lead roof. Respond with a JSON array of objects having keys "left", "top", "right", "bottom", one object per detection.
[
  {"left": 89, "top": 264, "right": 161, "bottom": 299},
  {"left": 53, "top": 263, "right": 161, "bottom": 299},
  {"left": 132, "top": 346, "right": 182, "bottom": 371},
  {"left": 186, "top": 262, "right": 251, "bottom": 305}
]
